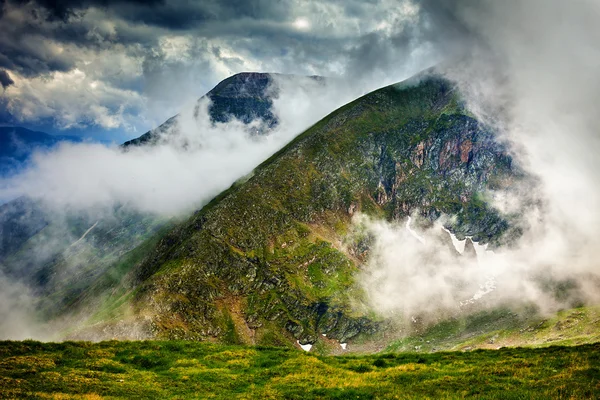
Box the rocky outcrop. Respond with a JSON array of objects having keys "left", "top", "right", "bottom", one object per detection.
[{"left": 207, "top": 72, "right": 278, "bottom": 128}]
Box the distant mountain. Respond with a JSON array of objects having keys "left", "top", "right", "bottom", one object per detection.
[
  {"left": 122, "top": 72, "right": 324, "bottom": 147},
  {"left": 67, "top": 71, "right": 522, "bottom": 345},
  {"left": 0, "top": 197, "right": 47, "bottom": 262},
  {"left": 0, "top": 73, "right": 328, "bottom": 336},
  {"left": 0, "top": 200, "right": 168, "bottom": 321},
  {"left": 0, "top": 127, "right": 81, "bottom": 177}
]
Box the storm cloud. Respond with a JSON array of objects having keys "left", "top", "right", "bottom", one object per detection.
[
  {"left": 0, "top": 0, "right": 442, "bottom": 139},
  {"left": 0, "top": 69, "right": 13, "bottom": 90}
]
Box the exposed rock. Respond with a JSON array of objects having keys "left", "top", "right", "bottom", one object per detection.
[
  {"left": 123, "top": 72, "right": 324, "bottom": 147},
  {"left": 463, "top": 238, "right": 477, "bottom": 259}
]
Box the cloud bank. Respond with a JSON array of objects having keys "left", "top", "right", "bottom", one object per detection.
[{"left": 357, "top": 0, "right": 600, "bottom": 323}]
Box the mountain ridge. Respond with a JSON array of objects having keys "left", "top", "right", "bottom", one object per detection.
[{"left": 0, "top": 71, "right": 331, "bottom": 340}]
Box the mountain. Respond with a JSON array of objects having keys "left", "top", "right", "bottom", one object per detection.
[
  {"left": 123, "top": 72, "right": 323, "bottom": 147},
  {"left": 0, "top": 73, "right": 309, "bottom": 276},
  {"left": 0, "top": 73, "right": 329, "bottom": 336},
  {"left": 0, "top": 199, "right": 168, "bottom": 325},
  {"left": 69, "top": 72, "right": 520, "bottom": 346},
  {"left": 0, "top": 127, "right": 80, "bottom": 177}
]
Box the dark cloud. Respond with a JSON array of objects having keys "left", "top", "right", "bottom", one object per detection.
[
  {"left": 0, "top": 0, "right": 451, "bottom": 135},
  {"left": 0, "top": 0, "right": 291, "bottom": 79},
  {"left": 2, "top": 0, "right": 286, "bottom": 25},
  {"left": 1, "top": 0, "right": 163, "bottom": 21},
  {"left": 0, "top": 69, "right": 14, "bottom": 90},
  {"left": 107, "top": 0, "right": 289, "bottom": 30}
]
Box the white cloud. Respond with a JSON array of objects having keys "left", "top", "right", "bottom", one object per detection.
[
  {"left": 0, "top": 74, "right": 366, "bottom": 215},
  {"left": 0, "top": 0, "right": 432, "bottom": 138},
  {"left": 5, "top": 68, "right": 146, "bottom": 131}
]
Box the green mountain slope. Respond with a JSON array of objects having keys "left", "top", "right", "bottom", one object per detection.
[
  {"left": 74, "top": 73, "right": 519, "bottom": 345},
  {"left": 385, "top": 305, "right": 600, "bottom": 354}
]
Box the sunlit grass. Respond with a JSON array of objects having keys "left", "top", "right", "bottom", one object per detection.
[{"left": 1, "top": 340, "right": 599, "bottom": 399}]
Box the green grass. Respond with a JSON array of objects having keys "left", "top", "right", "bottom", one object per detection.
[
  {"left": 1, "top": 340, "right": 599, "bottom": 399},
  {"left": 385, "top": 305, "right": 600, "bottom": 354}
]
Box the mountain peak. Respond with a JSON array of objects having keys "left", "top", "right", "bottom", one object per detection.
[
  {"left": 209, "top": 72, "right": 274, "bottom": 97},
  {"left": 122, "top": 72, "right": 324, "bottom": 147}
]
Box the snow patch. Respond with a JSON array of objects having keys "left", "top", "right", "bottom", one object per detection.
[
  {"left": 459, "top": 240, "right": 498, "bottom": 306},
  {"left": 442, "top": 227, "right": 466, "bottom": 254},
  {"left": 70, "top": 220, "right": 99, "bottom": 247},
  {"left": 466, "top": 236, "right": 490, "bottom": 260},
  {"left": 460, "top": 276, "right": 497, "bottom": 306},
  {"left": 442, "top": 228, "right": 494, "bottom": 263},
  {"left": 405, "top": 216, "right": 426, "bottom": 244},
  {"left": 297, "top": 341, "right": 312, "bottom": 352}
]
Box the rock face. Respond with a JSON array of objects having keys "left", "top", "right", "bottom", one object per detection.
[
  {"left": 369, "top": 110, "right": 513, "bottom": 242},
  {"left": 122, "top": 72, "right": 322, "bottom": 147},
  {"left": 80, "top": 73, "right": 521, "bottom": 345},
  {"left": 207, "top": 72, "right": 278, "bottom": 128}
]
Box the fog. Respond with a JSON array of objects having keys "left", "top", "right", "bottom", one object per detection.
[
  {"left": 0, "top": 71, "right": 419, "bottom": 340},
  {"left": 0, "top": 74, "right": 375, "bottom": 215},
  {"left": 357, "top": 0, "right": 600, "bottom": 324}
]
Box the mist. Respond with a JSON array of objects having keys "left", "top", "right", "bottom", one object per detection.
[
  {"left": 0, "top": 74, "right": 377, "bottom": 216},
  {"left": 357, "top": 0, "right": 600, "bottom": 324}
]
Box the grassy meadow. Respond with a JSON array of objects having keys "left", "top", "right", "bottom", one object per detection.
[{"left": 1, "top": 340, "right": 599, "bottom": 399}]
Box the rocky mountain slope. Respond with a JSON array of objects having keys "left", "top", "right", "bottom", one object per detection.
[{"left": 73, "top": 72, "right": 520, "bottom": 346}]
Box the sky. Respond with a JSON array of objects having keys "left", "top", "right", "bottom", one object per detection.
[{"left": 0, "top": 0, "right": 442, "bottom": 143}]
